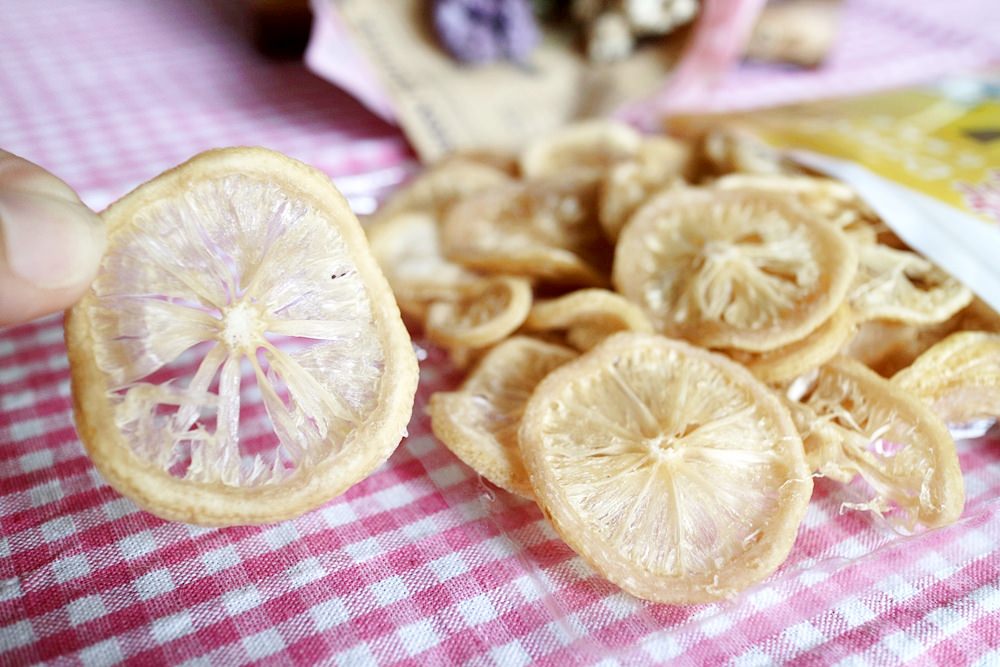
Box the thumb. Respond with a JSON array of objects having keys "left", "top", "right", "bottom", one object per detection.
[{"left": 0, "top": 151, "right": 106, "bottom": 327}]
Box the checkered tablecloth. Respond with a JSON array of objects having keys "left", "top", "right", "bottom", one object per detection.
[{"left": 2, "top": 1, "right": 1000, "bottom": 665}]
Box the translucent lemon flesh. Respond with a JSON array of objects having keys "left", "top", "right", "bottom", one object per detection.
[
  {"left": 791, "top": 357, "right": 964, "bottom": 529},
  {"left": 520, "top": 333, "right": 812, "bottom": 603},
  {"left": 68, "top": 149, "right": 417, "bottom": 524},
  {"left": 614, "top": 188, "right": 855, "bottom": 352}
]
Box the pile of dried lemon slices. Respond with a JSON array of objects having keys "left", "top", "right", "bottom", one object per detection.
[{"left": 368, "top": 120, "right": 1000, "bottom": 604}]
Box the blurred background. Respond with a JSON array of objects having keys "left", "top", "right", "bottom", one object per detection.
[{"left": 2, "top": 0, "right": 997, "bottom": 215}]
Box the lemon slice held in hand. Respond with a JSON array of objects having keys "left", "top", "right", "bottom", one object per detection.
[{"left": 66, "top": 148, "right": 418, "bottom": 526}]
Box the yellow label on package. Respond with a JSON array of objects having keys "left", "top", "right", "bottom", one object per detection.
[{"left": 672, "top": 78, "right": 1000, "bottom": 312}]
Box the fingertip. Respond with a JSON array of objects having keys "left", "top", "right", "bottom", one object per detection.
[
  {"left": 0, "top": 152, "right": 105, "bottom": 326},
  {"left": 0, "top": 190, "right": 105, "bottom": 289},
  {"left": 0, "top": 275, "right": 94, "bottom": 328}
]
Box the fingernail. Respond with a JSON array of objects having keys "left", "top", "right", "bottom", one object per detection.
[{"left": 0, "top": 189, "right": 106, "bottom": 290}]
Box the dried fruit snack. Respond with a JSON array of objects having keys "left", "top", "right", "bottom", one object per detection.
[
  {"left": 614, "top": 187, "right": 856, "bottom": 351},
  {"left": 441, "top": 176, "right": 612, "bottom": 287},
  {"left": 849, "top": 243, "right": 972, "bottom": 325},
  {"left": 520, "top": 119, "right": 642, "bottom": 181},
  {"left": 523, "top": 288, "right": 653, "bottom": 351},
  {"left": 726, "top": 304, "right": 856, "bottom": 384},
  {"left": 787, "top": 356, "right": 964, "bottom": 530},
  {"left": 519, "top": 333, "right": 812, "bottom": 603},
  {"left": 360, "top": 115, "right": 989, "bottom": 604},
  {"left": 892, "top": 331, "right": 1000, "bottom": 425},
  {"left": 366, "top": 211, "right": 482, "bottom": 321},
  {"left": 425, "top": 275, "right": 533, "bottom": 349},
  {"left": 429, "top": 337, "right": 577, "bottom": 498},
  {"left": 66, "top": 148, "right": 418, "bottom": 526}
]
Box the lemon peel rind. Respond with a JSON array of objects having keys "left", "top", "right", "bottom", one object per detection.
[
  {"left": 425, "top": 276, "right": 534, "bottom": 349},
  {"left": 892, "top": 331, "right": 1000, "bottom": 425},
  {"left": 429, "top": 336, "right": 577, "bottom": 499},
  {"left": 728, "top": 304, "right": 856, "bottom": 384}
]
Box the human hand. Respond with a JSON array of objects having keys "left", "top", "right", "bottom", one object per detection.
[{"left": 0, "top": 151, "right": 106, "bottom": 327}]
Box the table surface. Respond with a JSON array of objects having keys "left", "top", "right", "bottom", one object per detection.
[{"left": 2, "top": 1, "right": 1000, "bottom": 665}]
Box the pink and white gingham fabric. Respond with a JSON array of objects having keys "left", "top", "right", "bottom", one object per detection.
[{"left": 2, "top": 1, "right": 1000, "bottom": 665}]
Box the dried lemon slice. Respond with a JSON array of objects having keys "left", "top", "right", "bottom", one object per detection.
[
  {"left": 520, "top": 119, "right": 642, "bottom": 181},
  {"left": 727, "top": 304, "right": 856, "bottom": 384},
  {"left": 366, "top": 212, "right": 482, "bottom": 320},
  {"left": 714, "top": 173, "right": 857, "bottom": 204},
  {"left": 849, "top": 244, "right": 972, "bottom": 325},
  {"left": 787, "top": 356, "right": 964, "bottom": 529},
  {"left": 614, "top": 187, "right": 856, "bottom": 352},
  {"left": 425, "top": 275, "right": 533, "bottom": 349},
  {"left": 441, "top": 177, "right": 612, "bottom": 287},
  {"left": 892, "top": 331, "right": 1000, "bottom": 425},
  {"left": 524, "top": 288, "right": 653, "bottom": 351},
  {"left": 599, "top": 137, "right": 691, "bottom": 241},
  {"left": 519, "top": 332, "right": 812, "bottom": 603},
  {"left": 847, "top": 297, "right": 1000, "bottom": 377},
  {"left": 66, "top": 148, "right": 418, "bottom": 526},
  {"left": 429, "top": 337, "right": 577, "bottom": 498},
  {"left": 375, "top": 157, "right": 512, "bottom": 222},
  {"left": 713, "top": 173, "right": 877, "bottom": 236},
  {"left": 701, "top": 126, "right": 796, "bottom": 176}
]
